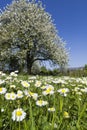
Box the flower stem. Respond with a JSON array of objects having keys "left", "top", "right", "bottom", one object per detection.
[{"left": 19, "top": 121, "right": 20, "bottom": 130}]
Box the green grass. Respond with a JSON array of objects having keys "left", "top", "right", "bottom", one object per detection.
[{"left": 0, "top": 72, "right": 87, "bottom": 130}]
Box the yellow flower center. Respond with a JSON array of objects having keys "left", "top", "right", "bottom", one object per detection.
[
  {"left": 0, "top": 88, "right": 2, "bottom": 92},
  {"left": 50, "top": 108, "right": 55, "bottom": 111},
  {"left": 25, "top": 83, "right": 28, "bottom": 86},
  {"left": 46, "top": 88, "right": 51, "bottom": 93},
  {"left": 64, "top": 111, "right": 69, "bottom": 118},
  {"left": 18, "top": 93, "right": 22, "bottom": 96},
  {"left": 12, "top": 95, "right": 15, "bottom": 98},
  {"left": 38, "top": 100, "right": 43, "bottom": 104},
  {"left": 7, "top": 94, "right": 10, "bottom": 98},
  {"left": 16, "top": 110, "right": 22, "bottom": 116},
  {"left": 61, "top": 89, "right": 66, "bottom": 93},
  {"left": 22, "top": 81, "right": 29, "bottom": 87}
]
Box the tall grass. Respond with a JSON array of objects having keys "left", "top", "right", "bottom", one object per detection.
[{"left": 0, "top": 71, "right": 87, "bottom": 129}]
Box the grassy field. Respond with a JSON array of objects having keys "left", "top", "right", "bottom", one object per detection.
[{"left": 0, "top": 71, "right": 87, "bottom": 130}]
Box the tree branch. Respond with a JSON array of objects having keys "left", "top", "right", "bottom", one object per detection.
[{"left": 33, "top": 58, "right": 50, "bottom": 63}]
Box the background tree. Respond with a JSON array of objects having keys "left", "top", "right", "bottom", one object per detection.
[{"left": 0, "top": 0, "right": 69, "bottom": 74}]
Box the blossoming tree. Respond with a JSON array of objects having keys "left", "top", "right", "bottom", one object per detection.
[{"left": 0, "top": 0, "right": 69, "bottom": 74}]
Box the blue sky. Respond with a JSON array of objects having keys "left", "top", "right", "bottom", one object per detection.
[{"left": 0, "top": 0, "right": 87, "bottom": 67}]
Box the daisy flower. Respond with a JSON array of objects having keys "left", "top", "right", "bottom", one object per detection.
[
  {"left": 48, "top": 107, "right": 55, "bottom": 112},
  {"left": 12, "top": 108, "right": 26, "bottom": 122},
  {"left": 10, "top": 72, "right": 18, "bottom": 77},
  {"left": 36, "top": 100, "right": 48, "bottom": 107},
  {"left": 42, "top": 85, "right": 54, "bottom": 95},
  {"left": 6, "top": 76, "right": 12, "bottom": 81},
  {"left": 63, "top": 111, "right": 70, "bottom": 118},
  {"left": 1, "top": 108, "right": 4, "bottom": 112},
  {"left": 57, "top": 88, "right": 69, "bottom": 96},
  {"left": 0, "top": 80, "right": 5, "bottom": 85},
  {"left": 42, "top": 88, "right": 54, "bottom": 96},
  {"left": 29, "top": 91, "right": 38, "bottom": 100},
  {"left": 41, "top": 85, "right": 47, "bottom": 90},
  {"left": 0, "top": 87, "right": 7, "bottom": 94},
  {"left": 5, "top": 92, "right": 17, "bottom": 100},
  {"left": 10, "top": 85, "right": 16, "bottom": 88},
  {"left": 21, "top": 81, "right": 30, "bottom": 88},
  {"left": 24, "top": 90, "right": 38, "bottom": 100},
  {"left": 10, "top": 92, "right": 17, "bottom": 100},
  {"left": 5, "top": 93, "right": 11, "bottom": 100},
  {"left": 35, "top": 80, "right": 42, "bottom": 87},
  {"left": 17, "top": 90, "right": 23, "bottom": 98}
]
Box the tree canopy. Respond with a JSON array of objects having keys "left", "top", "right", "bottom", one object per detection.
[{"left": 0, "top": 0, "right": 69, "bottom": 73}]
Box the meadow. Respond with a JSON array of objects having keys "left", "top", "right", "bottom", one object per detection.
[{"left": 0, "top": 71, "right": 87, "bottom": 130}]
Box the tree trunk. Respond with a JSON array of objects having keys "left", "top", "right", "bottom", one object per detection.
[
  {"left": 26, "top": 51, "right": 33, "bottom": 74},
  {"left": 27, "top": 62, "right": 32, "bottom": 74}
]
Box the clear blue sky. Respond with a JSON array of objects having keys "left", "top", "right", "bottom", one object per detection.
[{"left": 0, "top": 0, "right": 87, "bottom": 67}]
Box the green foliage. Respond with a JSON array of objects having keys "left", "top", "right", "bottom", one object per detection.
[
  {"left": 64, "top": 65, "right": 87, "bottom": 77},
  {"left": 84, "top": 64, "right": 87, "bottom": 70},
  {"left": 40, "top": 66, "right": 47, "bottom": 74},
  {"left": 40, "top": 66, "right": 62, "bottom": 76}
]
